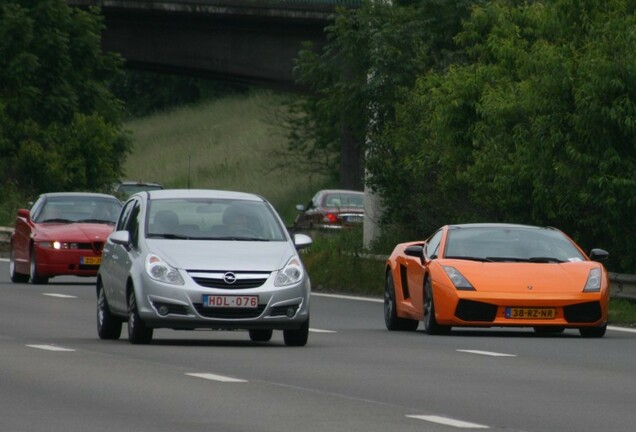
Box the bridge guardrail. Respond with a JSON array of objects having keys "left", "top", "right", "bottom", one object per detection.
[{"left": 1, "top": 226, "right": 634, "bottom": 300}]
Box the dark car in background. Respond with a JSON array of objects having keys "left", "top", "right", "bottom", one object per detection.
[
  {"left": 293, "top": 189, "right": 365, "bottom": 232},
  {"left": 114, "top": 181, "right": 163, "bottom": 200}
]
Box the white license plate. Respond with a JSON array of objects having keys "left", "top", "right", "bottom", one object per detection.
[
  {"left": 203, "top": 295, "right": 258, "bottom": 308},
  {"left": 345, "top": 215, "right": 363, "bottom": 223}
]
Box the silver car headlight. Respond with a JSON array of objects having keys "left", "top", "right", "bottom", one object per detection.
[
  {"left": 583, "top": 267, "right": 602, "bottom": 292},
  {"left": 145, "top": 254, "right": 184, "bottom": 285},
  {"left": 442, "top": 265, "right": 475, "bottom": 290},
  {"left": 275, "top": 257, "right": 304, "bottom": 287}
]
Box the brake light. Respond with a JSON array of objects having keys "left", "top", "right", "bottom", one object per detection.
[{"left": 323, "top": 213, "right": 338, "bottom": 224}]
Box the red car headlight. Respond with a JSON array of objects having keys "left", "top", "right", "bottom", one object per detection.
[{"left": 38, "top": 241, "right": 78, "bottom": 250}]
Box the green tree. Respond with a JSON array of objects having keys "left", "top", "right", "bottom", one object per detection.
[
  {"left": 371, "top": 0, "right": 636, "bottom": 272},
  {"left": 0, "top": 0, "right": 130, "bottom": 197},
  {"left": 287, "top": 0, "right": 476, "bottom": 189}
]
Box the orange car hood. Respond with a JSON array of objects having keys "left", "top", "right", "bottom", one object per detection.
[
  {"left": 33, "top": 223, "right": 115, "bottom": 242},
  {"left": 444, "top": 260, "right": 599, "bottom": 293}
]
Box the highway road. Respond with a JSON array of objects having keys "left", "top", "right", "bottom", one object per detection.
[{"left": 1, "top": 258, "right": 635, "bottom": 432}]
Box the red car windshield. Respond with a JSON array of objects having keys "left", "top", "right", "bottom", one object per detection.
[{"left": 35, "top": 197, "right": 122, "bottom": 224}]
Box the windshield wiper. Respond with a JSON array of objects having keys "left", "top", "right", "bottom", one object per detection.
[
  {"left": 445, "top": 255, "right": 493, "bottom": 262},
  {"left": 147, "top": 233, "right": 190, "bottom": 240},
  {"left": 527, "top": 256, "right": 565, "bottom": 263},
  {"left": 486, "top": 256, "right": 565, "bottom": 263},
  {"left": 206, "top": 236, "right": 270, "bottom": 241},
  {"left": 76, "top": 218, "right": 115, "bottom": 224},
  {"left": 40, "top": 218, "right": 73, "bottom": 223}
]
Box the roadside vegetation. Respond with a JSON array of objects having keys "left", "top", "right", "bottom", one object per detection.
[
  {"left": 0, "top": 0, "right": 633, "bottom": 326},
  {"left": 121, "top": 90, "right": 332, "bottom": 224}
]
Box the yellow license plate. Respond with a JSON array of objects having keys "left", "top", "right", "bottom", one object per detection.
[
  {"left": 81, "top": 256, "right": 101, "bottom": 265},
  {"left": 505, "top": 307, "right": 555, "bottom": 319}
]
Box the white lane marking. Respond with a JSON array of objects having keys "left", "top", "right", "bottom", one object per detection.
[
  {"left": 457, "top": 349, "right": 516, "bottom": 357},
  {"left": 43, "top": 293, "right": 77, "bottom": 299},
  {"left": 312, "top": 292, "right": 382, "bottom": 303},
  {"left": 407, "top": 415, "right": 489, "bottom": 429},
  {"left": 27, "top": 344, "right": 75, "bottom": 352},
  {"left": 309, "top": 328, "right": 336, "bottom": 333},
  {"left": 608, "top": 325, "right": 636, "bottom": 334},
  {"left": 186, "top": 373, "right": 247, "bottom": 383}
]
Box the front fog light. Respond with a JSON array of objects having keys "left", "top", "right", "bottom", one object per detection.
[{"left": 286, "top": 306, "right": 297, "bottom": 318}]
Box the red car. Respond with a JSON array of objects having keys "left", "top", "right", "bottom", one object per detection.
[
  {"left": 293, "top": 189, "right": 365, "bottom": 231},
  {"left": 9, "top": 192, "right": 122, "bottom": 284}
]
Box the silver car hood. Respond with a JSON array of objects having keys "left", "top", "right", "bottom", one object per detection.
[{"left": 147, "top": 239, "right": 296, "bottom": 271}]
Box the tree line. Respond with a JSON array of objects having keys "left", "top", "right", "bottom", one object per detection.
[
  {"left": 1, "top": 0, "right": 634, "bottom": 273},
  {"left": 290, "top": 0, "right": 636, "bottom": 274}
]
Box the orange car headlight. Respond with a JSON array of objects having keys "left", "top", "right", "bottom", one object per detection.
[
  {"left": 442, "top": 265, "right": 475, "bottom": 291},
  {"left": 583, "top": 267, "right": 602, "bottom": 292}
]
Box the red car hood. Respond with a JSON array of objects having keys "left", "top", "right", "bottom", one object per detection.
[
  {"left": 33, "top": 223, "right": 115, "bottom": 242},
  {"left": 441, "top": 260, "right": 601, "bottom": 293}
]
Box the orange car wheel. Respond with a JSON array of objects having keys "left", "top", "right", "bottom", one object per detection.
[
  {"left": 423, "top": 278, "right": 451, "bottom": 335},
  {"left": 384, "top": 272, "right": 418, "bottom": 331},
  {"left": 579, "top": 325, "right": 606, "bottom": 338}
]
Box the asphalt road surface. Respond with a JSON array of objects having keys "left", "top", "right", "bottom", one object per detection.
[{"left": 1, "top": 259, "right": 635, "bottom": 432}]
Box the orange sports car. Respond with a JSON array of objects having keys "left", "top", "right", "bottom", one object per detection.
[{"left": 384, "top": 223, "right": 610, "bottom": 337}]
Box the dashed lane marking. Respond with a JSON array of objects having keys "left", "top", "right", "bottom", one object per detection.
[
  {"left": 186, "top": 373, "right": 247, "bottom": 383},
  {"left": 26, "top": 344, "right": 75, "bottom": 352},
  {"left": 406, "top": 415, "right": 489, "bottom": 429},
  {"left": 457, "top": 349, "right": 516, "bottom": 357}
]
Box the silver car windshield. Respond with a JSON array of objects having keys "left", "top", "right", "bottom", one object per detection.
[
  {"left": 146, "top": 198, "right": 287, "bottom": 241},
  {"left": 444, "top": 226, "right": 586, "bottom": 263}
]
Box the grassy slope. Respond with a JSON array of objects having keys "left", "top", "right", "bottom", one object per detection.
[{"left": 123, "top": 90, "right": 331, "bottom": 225}]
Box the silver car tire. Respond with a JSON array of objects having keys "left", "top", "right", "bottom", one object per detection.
[
  {"left": 249, "top": 329, "right": 273, "bottom": 342},
  {"left": 128, "top": 290, "right": 153, "bottom": 344},
  {"left": 97, "top": 282, "right": 122, "bottom": 340},
  {"left": 283, "top": 319, "right": 309, "bottom": 347}
]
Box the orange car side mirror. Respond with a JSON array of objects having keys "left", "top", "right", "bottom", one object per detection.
[{"left": 589, "top": 248, "right": 609, "bottom": 262}]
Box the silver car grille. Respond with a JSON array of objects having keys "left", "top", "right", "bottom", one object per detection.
[{"left": 188, "top": 271, "right": 270, "bottom": 289}]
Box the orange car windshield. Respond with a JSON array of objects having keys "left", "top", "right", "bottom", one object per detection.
[{"left": 444, "top": 227, "right": 585, "bottom": 263}]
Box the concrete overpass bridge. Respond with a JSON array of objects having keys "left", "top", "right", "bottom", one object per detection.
[{"left": 69, "top": 0, "right": 361, "bottom": 90}]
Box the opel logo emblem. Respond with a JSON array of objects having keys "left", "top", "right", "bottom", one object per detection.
[
  {"left": 527, "top": 285, "right": 533, "bottom": 290},
  {"left": 223, "top": 272, "right": 237, "bottom": 284}
]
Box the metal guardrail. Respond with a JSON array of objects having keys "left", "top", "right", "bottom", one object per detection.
[
  {"left": 0, "top": 227, "right": 12, "bottom": 244},
  {"left": 1, "top": 226, "right": 634, "bottom": 300}
]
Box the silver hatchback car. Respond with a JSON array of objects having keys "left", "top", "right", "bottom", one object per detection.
[{"left": 96, "top": 189, "right": 312, "bottom": 346}]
